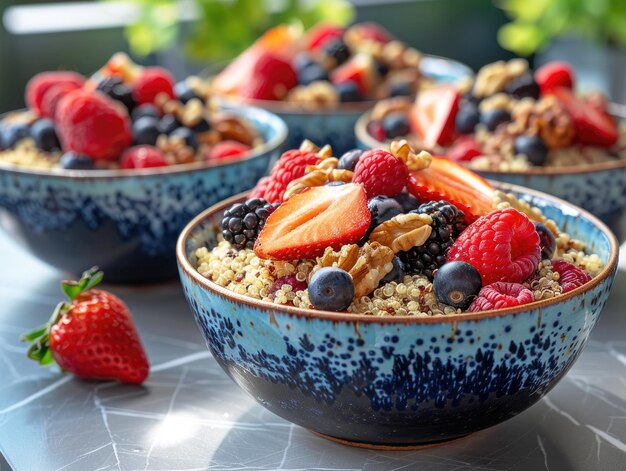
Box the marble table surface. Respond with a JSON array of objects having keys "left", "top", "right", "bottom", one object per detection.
[{"left": 1, "top": 228, "right": 625, "bottom": 471}]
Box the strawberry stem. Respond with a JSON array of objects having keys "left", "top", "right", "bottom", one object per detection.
[{"left": 21, "top": 267, "right": 104, "bottom": 367}]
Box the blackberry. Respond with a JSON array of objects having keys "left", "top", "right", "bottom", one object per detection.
[
  {"left": 399, "top": 200, "right": 466, "bottom": 279},
  {"left": 221, "top": 198, "right": 278, "bottom": 250}
]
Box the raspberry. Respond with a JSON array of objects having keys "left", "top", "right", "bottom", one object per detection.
[
  {"left": 206, "top": 141, "right": 251, "bottom": 161},
  {"left": 238, "top": 53, "right": 297, "bottom": 101},
  {"left": 468, "top": 282, "right": 534, "bottom": 312},
  {"left": 352, "top": 149, "right": 408, "bottom": 197},
  {"left": 250, "top": 176, "right": 272, "bottom": 200},
  {"left": 251, "top": 149, "right": 321, "bottom": 203},
  {"left": 267, "top": 275, "right": 307, "bottom": 301},
  {"left": 40, "top": 82, "right": 84, "bottom": 119},
  {"left": 132, "top": 67, "right": 175, "bottom": 105},
  {"left": 26, "top": 71, "right": 85, "bottom": 117},
  {"left": 551, "top": 260, "right": 591, "bottom": 293},
  {"left": 447, "top": 208, "right": 541, "bottom": 285},
  {"left": 120, "top": 145, "right": 168, "bottom": 169},
  {"left": 56, "top": 90, "right": 132, "bottom": 161}
]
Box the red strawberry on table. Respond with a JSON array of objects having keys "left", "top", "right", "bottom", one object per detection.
[
  {"left": 22, "top": 267, "right": 149, "bottom": 384},
  {"left": 254, "top": 183, "right": 371, "bottom": 260},
  {"left": 410, "top": 85, "right": 460, "bottom": 148},
  {"left": 25, "top": 71, "right": 85, "bottom": 117}
]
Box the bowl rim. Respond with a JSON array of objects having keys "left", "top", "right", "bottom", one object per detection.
[
  {"left": 212, "top": 54, "right": 474, "bottom": 117},
  {"left": 0, "top": 104, "right": 287, "bottom": 179},
  {"left": 354, "top": 105, "right": 626, "bottom": 176},
  {"left": 176, "top": 182, "right": 619, "bottom": 324}
]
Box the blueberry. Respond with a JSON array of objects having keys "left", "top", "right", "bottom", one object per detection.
[
  {"left": 170, "top": 127, "right": 198, "bottom": 153},
  {"left": 335, "top": 81, "right": 362, "bottom": 102},
  {"left": 389, "top": 81, "right": 412, "bottom": 97},
  {"left": 393, "top": 192, "right": 420, "bottom": 212},
  {"left": 292, "top": 52, "right": 316, "bottom": 72},
  {"left": 2, "top": 123, "right": 30, "bottom": 148},
  {"left": 60, "top": 152, "right": 94, "bottom": 170},
  {"left": 514, "top": 135, "right": 548, "bottom": 166},
  {"left": 30, "top": 119, "right": 60, "bottom": 152},
  {"left": 158, "top": 114, "right": 181, "bottom": 135},
  {"left": 382, "top": 112, "right": 410, "bottom": 139},
  {"left": 323, "top": 39, "right": 350, "bottom": 66},
  {"left": 131, "top": 104, "right": 160, "bottom": 122},
  {"left": 191, "top": 118, "right": 211, "bottom": 134},
  {"left": 380, "top": 256, "right": 405, "bottom": 285},
  {"left": 308, "top": 267, "right": 354, "bottom": 311},
  {"left": 109, "top": 84, "right": 135, "bottom": 111},
  {"left": 480, "top": 108, "right": 511, "bottom": 131},
  {"left": 298, "top": 64, "right": 328, "bottom": 85},
  {"left": 337, "top": 149, "right": 363, "bottom": 171},
  {"left": 433, "top": 261, "right": 482, "bottom": 309},
  {"left": 368, "top": 195, "right": 403, "bottom": 227},
  {"left": 174, "top": 81, "right": 202, "bottom": 104},
  {"left": 505, "top": 72, "right": 540, "bottom": 100},
  {"left": 534, "top": 222, "right": 556, "bottom": 260},
  {"left": 455, "top": 103, "right": 480, "bottom": 134},
  {"left": 463, "top": 92, "right": 482, "bottom": 106},
  {"left": 375, "top": 60, "right": 390, "bottom": 77},
  {"left": 132, "top": 116, "right": 160, "bottom": 146}
]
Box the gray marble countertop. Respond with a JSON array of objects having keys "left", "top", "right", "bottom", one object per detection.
[{"left": 1, "top": 227, "right": 625, "bottom": 471}]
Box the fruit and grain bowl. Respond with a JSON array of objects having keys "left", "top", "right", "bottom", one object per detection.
[
  {"left": 355, "top": 59, "right": 626, "bottom": 218},
  {"left": 210, "top": 22, "right": 473, "bottom": 154},
  {"left": 177, "top": 139, "right": 618, "bottom": 448},
  {"left": 0, "top": 54, "right": 286, "bottom": 283}
]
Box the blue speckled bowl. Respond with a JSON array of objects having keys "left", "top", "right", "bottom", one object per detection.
[
  {"left": 0, "top": 105, "right": 286, "bottom": 283},
  {"left": 218, "top": 55, "right": 473, "bottom": 155},
  {"left": 177, "top": 183, "right": 618, "bottom": 449},
  {"left": 355, "top": 107, "right": 626, "bottom": 218}
]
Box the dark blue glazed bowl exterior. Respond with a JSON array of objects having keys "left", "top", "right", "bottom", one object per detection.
[
  {"left": 177, "top": 183, "right": 618, "bottom": 447},
  {"left": 0, "top": 105, "right": 286, "bottom": 283},
  {"left": 219, "top": 55, "right": 473, "bottom": 155}
]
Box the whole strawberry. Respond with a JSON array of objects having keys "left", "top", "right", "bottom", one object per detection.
[{"left": 22, "top": 267, "right": 149, "bottom": 384}]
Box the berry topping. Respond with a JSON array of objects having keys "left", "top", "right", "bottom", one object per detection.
[
  {"left": 367, "top": 120, "right": 386, "bottom": 141},
  {"left": 480, "top": 108, "right": 511, "bottom": 131},
  {"left": 400, "top": 200, "right": 466, "bottom": 280},
  {"left": 254, "top": 183, "right": 370, "bottom": 260},
  {"left": 157, "top": 114, "right": 181, "bottom": 135},
  {"left": 297, "top": 63, "right": 329, "bottom": 86},
  {"left": 239, "top": 52, "right": 297, "bottom": 101},
  {"left": 30, "top": 119, "right": 61, "bottom": 152},
  {"left": 22, "top": 267, "right": 149, "bottom": 384},
  {"left": 40, "top": 81, "right": 84, "bottom": 119},
  {"left": 323, "top": 39, "right": 350, "bottom": 67},
  {"left": 174, "top": 81, "right": 202, "bottom": 104},
  {"left": 504, "top": 72, "right": 540, "bottom": 100},
  {"left": 60, "top": 152, "right": 95, "bottom": 170},
  {"left": 308, "top": 267, "right": 354, "bottom": 312},
  {"left": 337, "top": 149, "right": 363, "bottom": 171},
  {"left": 335, "top": 81, "right": 362, "bottom": 102},
  {"left": 447, "top": 208, "right": 541, "bottom": 285},
  {"left": 534, "top": 222, "right": 556, "bottom": 260},
  {"left": 407, "top": 156, "right": 494, "bottom": 222},
  {"left": 132, "top": 116, "right": 160, "bottom": 146},
  {"left": 267, "top": 275, "right": 308, "bottom": 301},
  {"left": 131, "top": 103, "right": 160, "bottom": 121},
  {"left": 380, "top": 256, "right": 405, "bottom": 285},
  {"left": 170, "top": 127, "right": 199, "bottom": 153},
  {"left": 2, "top": 123, "right": 30, "bottom": 149},
  {"left": 96, "top": 75, "right": 136, "bottom": 111},
  {"left": 467, "top": 282, "right": 534, "bottom": 312},
  {"left": 120, "top": 145, "right": 168, "bottom": 169},
  {"left": 331, "top": 53, "right": 376, "bottom": 97},
  {"left": 367, "top": 195, "right": 404, "bottom": 229},
  {"left": 454, "top": 103, "right": 480, "bottom": 134},
  {"left": 550, "top": 87, "right": 618, "bottom": 146},
  {"left": 514, "top": 135, "right": 548, "bottom": 166},
  {"left": 535, "top": 62, "right": 574, "bottom": 95},
  {"left": 305, "top": 23, "right": 345, "bottom": 52},
  {"left": 352, "top": 149, "right": 409, "bottom": 197},
  {"left": 551, "top": 260, "right": 592, "bottom": 293},
  {"left": 410, "top": 85, "right": 460, "bottom": 147},
  {"left": 433, "top": 261, "right": 482, "bottom": 309},
  {"left": 222, "top": 198, "right": 277, "bottom": 250},
  {"left": 206, "top": 140, "right": 251, "bottom": 160},
  {"left": 25, "top": 71, "right": 85, "bottom": 117},
  {"left": 382, "top": 112, "right": 410, "bottom": 139},
  {"left": 132, "top": 66, "right": 175, "bottom": 105},
  {"left": 393, "top": 192, "right": 420, "bottom": 212},
  {"left": 249, "top": 176, "right": 272, "bottom": 200},
  {"left": 56, "top": 90, "right": 132, "bottom": 161},
  {"left": 447, "top": 136, "right": 482, "bottom": 162}
]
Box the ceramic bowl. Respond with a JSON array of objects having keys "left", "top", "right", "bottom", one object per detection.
[
  {"left": 177, "top": 183, "right": 618, "bottom": 449},
  {"left": 217, "top": 55, "right": 473, "bottom": 155},
  {"left": 0, "top": 105, "right": 286, "bottom": 283},
  {"left": 355, "top": 105, "right": 626, "bottom": 219}
]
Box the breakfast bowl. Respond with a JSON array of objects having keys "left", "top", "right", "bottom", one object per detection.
[
  {"left": 355, "top": 60, "right": 626, "bottom": 218},
  {"left": 0, "top": 104, "right": 286, "bottom": 283},
  {"left": 177, "top": 182, "right": 618, "bottom": 448}
]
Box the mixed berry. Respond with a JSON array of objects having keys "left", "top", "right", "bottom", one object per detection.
[
  {"left": 0, "top": 53, "right": 259, "bottom": 170},
  {"left": 366, "top": 60, "right": 625, "bottom": 170},
  {"left": 212, "top": 22, "right": 428, "bottom": 108},
  {"left": 195, "top": 139, "right": 600, "bottom": 315}
]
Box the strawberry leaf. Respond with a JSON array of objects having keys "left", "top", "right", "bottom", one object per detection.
[{"left": 61, "top": 266, "right": 103, "bottom": 301}]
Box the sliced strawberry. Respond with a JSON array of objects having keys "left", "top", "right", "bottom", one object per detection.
[
  {"left": 348, "top": 23, "right": 392, "bottom": 44},
  {"left": 330, "top": 53, "right": 377, "bottom": 96},
  {"left": 551, "top": 87, "right": 618, "bottom": 146},
  {"left": 238, "top": 52, "right": 297, "bottom": 101},
  {"left": 447, "top": 136, "right": 482, "bottom": 162},
  {"left": 305, "top": 23, "right": 345, "bottom": 52},
  {"left": 40, "top": 81, "right": 83, "bottom": 119},
  {"left": 535, "top": 62, "right": 574, "bottom": 95},
  {"left": 407, "top": 156, "right": 494, "bottom": 223},
  {"left": 410, "top": 85, "right": 460, "bottom": 148},
  {"left": 254, "top": 184, "right": 370, "bottom": 260},
  {"left": 26, "top": 71, "right": 85, "bottom": 116}
]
